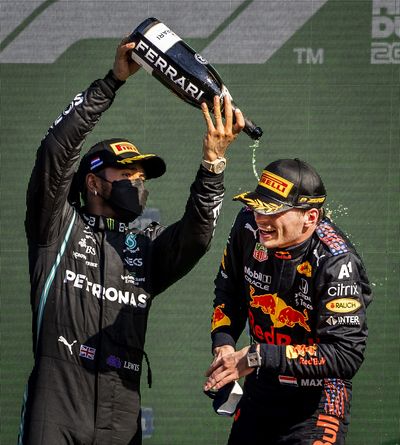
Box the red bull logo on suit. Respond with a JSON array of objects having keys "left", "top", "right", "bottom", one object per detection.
[
  {"left": 211, "top": 304, "right": 231, "bottom": 331},
  {"left": 249, "top": 286, "right": 311, "bottom": 332}
]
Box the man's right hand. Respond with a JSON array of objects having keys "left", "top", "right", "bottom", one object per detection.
[
  {"left": 113, "top": 37, "right": 141, "bottom": 81},
  {"left": 204, "top": 345, "right": 255, "bottom": 392},
  {"left": 203, "top": 345, "right": 235, "bottom": 395}
]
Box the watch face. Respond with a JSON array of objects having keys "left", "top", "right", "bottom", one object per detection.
[
  {"left": 214, "top": 160, "right": 226, "bottom": 174},
  {"left": 202, "top": 158, "right": 226, "bottom": 174}
]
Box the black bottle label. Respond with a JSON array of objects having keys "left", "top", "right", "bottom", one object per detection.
[
  {"left": 130, "top": 18, "right": 263, "bottom": 140},
  {"left": 131, "top": 22, "right": 210, "bottom": 106}
]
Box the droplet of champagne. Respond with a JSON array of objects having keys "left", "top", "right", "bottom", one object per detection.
[{"left": 250, "top": 139, "right": 261, "bottom": 181}]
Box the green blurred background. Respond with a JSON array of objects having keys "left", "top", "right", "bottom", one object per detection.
[{"left": 1, "top": 1, "right": 399, "bottom": 444}]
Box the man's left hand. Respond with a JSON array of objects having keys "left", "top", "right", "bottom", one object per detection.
[{"left": 201, "top": 95, "right": 245, "bottom": 162}]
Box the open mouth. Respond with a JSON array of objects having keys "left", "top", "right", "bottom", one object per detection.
[{"left": 258, "top": 227, "right": 276, "bottom": 237}]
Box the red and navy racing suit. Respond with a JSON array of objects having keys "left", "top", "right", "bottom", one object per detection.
[
  {"left": 19, "top": 71, "right": 225, "bottom": 445},
  {"left": 211, "top": 207, "right": 372, "bottom": 445}
]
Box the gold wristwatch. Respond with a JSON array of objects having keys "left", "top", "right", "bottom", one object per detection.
[{"left": 201, "top": 157, "right": 227, "bottom": 174}]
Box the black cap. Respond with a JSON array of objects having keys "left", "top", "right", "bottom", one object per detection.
[
  {"left": 233, "top": 158, "right": 326, "bottom": 214},
  {"left": 76, "top": 138, "right": 166, "bottom": 189}
]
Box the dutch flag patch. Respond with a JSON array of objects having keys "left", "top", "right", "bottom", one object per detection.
[{"left": 90, "top": 157, "right": 103, "bottom": 170}]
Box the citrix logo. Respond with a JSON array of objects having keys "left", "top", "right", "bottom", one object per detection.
[{"left": 327, "top": 282, "right": 359, "bottom": 297}]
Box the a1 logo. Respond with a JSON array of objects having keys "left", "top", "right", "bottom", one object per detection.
[{"left": 338, "top": 261, "right": 352, "bottom": 280}]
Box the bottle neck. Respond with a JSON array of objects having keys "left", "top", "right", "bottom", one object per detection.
[{"left": 230, "top": 103, "right": 263, "bottom": 140}]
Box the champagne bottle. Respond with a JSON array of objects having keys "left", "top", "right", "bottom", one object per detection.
[{"left": 128, "top": 18, "right": 263, "bottom": 140}]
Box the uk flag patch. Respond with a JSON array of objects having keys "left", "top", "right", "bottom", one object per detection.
[{"left": 79, "top": 344, "right": 96, "bottom": 360}]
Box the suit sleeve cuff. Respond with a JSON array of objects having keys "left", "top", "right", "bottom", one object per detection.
[
  {"left": 199, "top": 164, "right": 225, "bottom": 179},
  {"left": 211, "top": 332, "right": 236, "bottom": 351},
  {"left": 103, "top": 69, "right": 126, "bottom": 92},
  {"left": 259, "top": 344, "right": 282, "bottom": 372}
]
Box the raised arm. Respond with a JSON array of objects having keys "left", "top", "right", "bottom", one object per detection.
[
  {"left": 25, "top": 39, "right": 140, "bottom": 244},
  {"left": 148, "top": 95, "right": 245, "bottom": 295}
]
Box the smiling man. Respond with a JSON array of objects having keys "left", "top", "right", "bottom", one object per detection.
[{"left": 204, "top": 158, "right": 372, "bottom": 445}]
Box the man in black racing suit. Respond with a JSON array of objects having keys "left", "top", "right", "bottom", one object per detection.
[
  {"left": 204, "top": 159, "right": 372, "bottom": 444},
  {"left": 19, "top": 38, "right": 245, "bottom": 444}
]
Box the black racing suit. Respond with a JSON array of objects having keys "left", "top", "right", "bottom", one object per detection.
[
  {"left": 211, "top": 207, "right": 372, "bottom": 445},
  {"left": 19, "top": 71, "right": 225, "bottom": 445}
]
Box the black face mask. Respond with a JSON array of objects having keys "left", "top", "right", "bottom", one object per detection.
[{"left": 98, "top": 177, "right": 148, "bottom": 222}]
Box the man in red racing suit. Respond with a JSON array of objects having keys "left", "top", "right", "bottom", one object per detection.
[
  {"left": 204, "top": 158, "right": 372, "bottom": 445},
  {"left": 19, "top": 39, "right": 244, "bottom": 444}
]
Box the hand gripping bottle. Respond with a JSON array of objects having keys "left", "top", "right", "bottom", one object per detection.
[{"left": 128, "top": 18, "right": 263, "bottom": 140}]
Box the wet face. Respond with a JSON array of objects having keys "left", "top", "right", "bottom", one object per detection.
[{"left": 254, "top": 208, "right": 314, "bottom": 249}]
